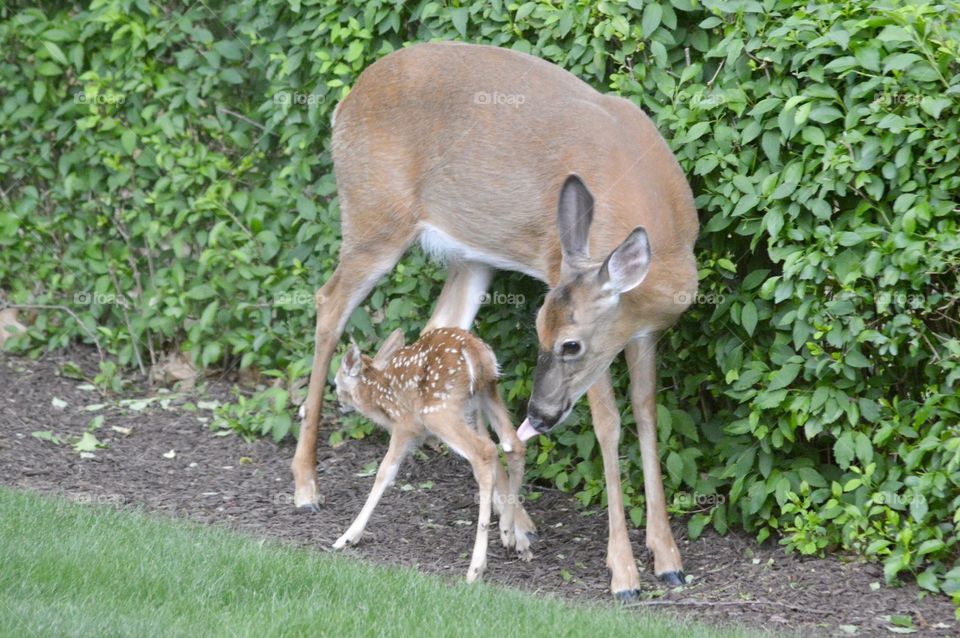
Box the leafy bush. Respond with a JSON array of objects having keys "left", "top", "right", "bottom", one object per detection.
[{"left": 1, "top": 0, "right": 957, "bottom": 604}]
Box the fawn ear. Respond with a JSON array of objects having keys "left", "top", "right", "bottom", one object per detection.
[
  {"left": 372, "top": 328, "right": 405, "bottom": 369},
  {"left": 343, "top": 341, "right": 363, "bottom": 377}
]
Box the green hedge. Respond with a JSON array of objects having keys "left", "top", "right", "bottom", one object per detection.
[{"left": 1, "top": 0, "right": 958, "bottom": 604}]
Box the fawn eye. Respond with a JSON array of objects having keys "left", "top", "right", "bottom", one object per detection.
[{"left": 560, "top": 340, "right": 582, "bottom": 358}]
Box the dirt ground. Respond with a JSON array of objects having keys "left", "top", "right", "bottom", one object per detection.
[{"left": 1, "top": 347, "right": 956, "bottom": 637}]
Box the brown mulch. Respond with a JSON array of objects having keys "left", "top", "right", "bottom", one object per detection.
[{"left": 1, "top": 347, "right": 955, "bottom": 638}]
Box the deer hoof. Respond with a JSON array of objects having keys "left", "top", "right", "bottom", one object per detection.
[
  {"left": 614, "top": 588, "right": 641, "bottom": 603},
  {"left": 657, "top": 570, "right": 685, "bottom": 587},
  {"left": 516, "top": 547, "right": 533, "bottom": 563},
  {"left": 296, "top": 502, "right": 321, "bottom": 514}
]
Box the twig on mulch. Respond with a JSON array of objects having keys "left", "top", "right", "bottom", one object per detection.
[{"left": 625, "top": 598, "right": 824, "bottom": 614}]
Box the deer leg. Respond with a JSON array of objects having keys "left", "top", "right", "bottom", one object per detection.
[
  {"left": 422, "top": 260, "right": 492, "bottom": 333},
  {"left": 425, "top": 415, "right": 497, "bottom": 583},
  {"left": 588, "top": 371, "right": 642, "bottom": 601},
  {"left": 625, "top": 336, "right": 684, "bottom": 586},
  {"left": 333, "top": 427, "right": 416, "bottom": 549},
  {"left": 292, "top": 240, "right": 410, "bottom": 511}
]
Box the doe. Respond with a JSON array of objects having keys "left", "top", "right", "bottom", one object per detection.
[{"left": 332, "top": 327, "right": 535, "bottom": 582}]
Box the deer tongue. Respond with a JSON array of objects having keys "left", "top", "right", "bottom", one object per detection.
[{"left": 517, "top": 418, "right": 540, "bottom": 442}]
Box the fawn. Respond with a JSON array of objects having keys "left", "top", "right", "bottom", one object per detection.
[{"left": 332, "top": 327, "right": 535, "bottom": 582}]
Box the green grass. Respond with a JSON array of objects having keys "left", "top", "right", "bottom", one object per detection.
[{"left": 0, "top": 488, "right": 777, "bottom": 637}]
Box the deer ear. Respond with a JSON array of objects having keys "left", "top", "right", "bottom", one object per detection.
[
  {"left": 372, "top": 328, "right": 405, "bottom": 369},
  {"left": 343, "top": 342, "right": 363, "bottom": 377},
  {"left": 598, "top": 226, "right": 651, "bottom": 295},
  {"left": 556, "top": 174, "right": 594, "bottom": 265}
]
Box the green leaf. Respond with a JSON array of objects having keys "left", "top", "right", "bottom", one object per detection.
[
  {"left": 666, "top": 451, "right": 683, "bottom": 484},
  {"left": 854, "top": 432, "right": 873, "bottom": 464},
  {"left": 73, "top": 432, "right": 103, "bottom": 453},
  {"left": 36, "top": 61, "right": 62, "bottom": 76},
  {"left": 32, "top": 80, "right": 46, "bottom": 103},
  {"left": 42, "top": 41, "right": 68, "bottom": 65},
  {"left": 687, "top": 513, "right": 710, "bottom": 540},
  {"left": 186, "top": 284, "right": 217, "bottom": 300},
  {"left": 121, "top": 130, "right": 137, "bottom": 155},
  {"left": 761, "top": 131, "right": 780, "bottom": 164},
  {"left": 213, "top": 40, "right": 245, "bottom": 61},
  {"left": 741, "top": 301, "right": 758, "bottom": 336},
  {"left": 915, "top": 569, "right": 939, "bottom": 593},
  {"left": 834, "top": 431, "right": 855, "bottom": 469},
  {"left": 910, "top": 492, "right": 928, "bottom": 522},
  {"left": 297, "top": 196, "right": 317, "bottom": 221},
  {"left": 768, "top": 363, "right": 801, "bottom": 391},
  {"left": 32, "top": 431, "right": 63, "bottom": 445},
  {"left": 916, "top": 539, "right": 945, "bottom": 556},
  {"left": 641, "top": 3, "right": 662, "bottom": 38},
  {"left": 450, "top": 7, "right": 469, "bottom": 38},
  {"left": 345, "top": 41, "right": 364, "bottom": 63},
  {"left": 883, "top": 52, "right": 921, "bottom": 73},
  {"left": 919, "top": 96, "right": 951, "bottom": 119},
  {"left": 808, "top": 106, "right": 843, "bottom": 123},
  {"left": 684, "top": 121, "right": 711, "bottom": 143}
]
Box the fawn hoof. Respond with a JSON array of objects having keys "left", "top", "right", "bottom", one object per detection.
[
  {"left": 657, "top": 570, "right": 685, "bottom": 587},
  {"left": 332, "top": 534, "right": 355, "bottom": 550},
  {"left": 466, "top": 564, "right": 486, "bottom": 583},
  {"left": 296, "top": 502, "right": 321, "bottom": 514},
  {"left": 614, "top": 588, "right": 641, "bottom": 603},
  {"left": 500, "top": 528, "right": 516, "bottom": 549},
  {"left": 516, "top": 546, "right": 534, "bottom": 563}
]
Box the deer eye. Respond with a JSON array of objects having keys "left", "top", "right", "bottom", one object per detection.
[{"left": 560, "top": 340, "right": 583, "bottom": 359}]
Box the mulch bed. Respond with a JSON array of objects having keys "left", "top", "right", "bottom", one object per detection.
[{"left": 1, "top": 347, "right": 955, "bottom": 637}]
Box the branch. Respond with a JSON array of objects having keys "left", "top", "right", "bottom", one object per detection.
[
  {"left": 2, "top": 303, "right": 104, "bottom": 360},
  {"left": 216, "top": 106, "right": 267, "bottom": 133}
]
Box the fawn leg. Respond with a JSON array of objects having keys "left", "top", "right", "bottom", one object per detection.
[
  {"left": 483, "top": 391, "right": 533, "bottom": 560},
  {"left": 426, "top": 415, "right": 497, "bottom": 582},
  {"left": 333, "top": 428, "right": 415, "bottom": 549}
]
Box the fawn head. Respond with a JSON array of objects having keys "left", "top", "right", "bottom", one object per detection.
[
  {"left": 526, "top": 175, "right": 652, "bottom": 435},
  {"left": 335, "top": 329, "right": 407, "bottom": 414}
]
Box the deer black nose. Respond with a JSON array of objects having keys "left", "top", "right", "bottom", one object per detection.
[{"left": 526, "top": 404, "right": 558, "bottom": 432}]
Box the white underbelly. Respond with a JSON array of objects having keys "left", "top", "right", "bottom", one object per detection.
[{"left": 418, "top": 223, "right": 546, "bottom": 281}]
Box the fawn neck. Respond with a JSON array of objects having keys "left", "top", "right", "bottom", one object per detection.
[{"left": 356, "top": 365, "right": 403, "bottom": 425}]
